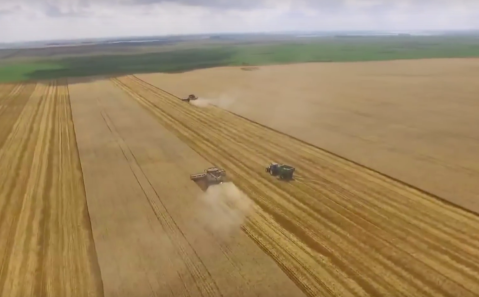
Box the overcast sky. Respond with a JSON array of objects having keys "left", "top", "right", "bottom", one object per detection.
[{"left": 1, "top": 0, "right": 478, "bottom": 42}]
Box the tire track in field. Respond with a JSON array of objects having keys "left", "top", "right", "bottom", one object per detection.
[
  {"left": 121, "top": 76, "right": 458, "bottom": 297},
  {"left": 173, "top": 92, "right": 479, "bottom": 290},
  {"left": 121, "top": 76, "right": 479, "bottom": 294},
  {"left": 111, "top": 76, "right": 431, "bottom": 297},
  {"left": 113, "top": 77, "right": 350, "bottom": 296},
  {"left": 154, "top": 80, "right": 479, "bottom": 292},
  {"left": 147, "top": 77, "right": 479, "bottom": 237},
  {"left": 111, "top": 77, "right": 376, "bottom": 297},
  {"left": 112, "top": 75, "right": 479, "bottom": 297},
  {"left": 74, "top": 81, "right": 305, "bottom": 297},
  {"left": 0, "top": 82, "right": 48, "bottom": 296},
  {"left": 37, "top": 81, "right": 103, "bottom": 297},
  {"left": 132, "top": 76, "right": 479, "bottom": 251},
  {"left": 0, "top": 83, "right": 38, "bottom": 221},
  {"left": 95, "top": 97, "right": 222, "bottom": 297},
  {"left": 0, "top": 84, "right": 24, "bottom": 110},
  {"left": 0, "top": 84, "right": 22, "bottom": 116},
  {"left": 0, "top": 84, "right": 18, "bottom": 99},
  {"left": 0, "top": 84, "right": 36, "bottom": 149},
  {"left": 0, "top": 81, "right": 103, "bottom": 297}
]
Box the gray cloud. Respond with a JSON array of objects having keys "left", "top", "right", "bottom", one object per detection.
[
  {"left": 42, "top": 3, "right": 77, "bottom": 17},
  {"left": 0, "top": 0, "right": 349, "bottom": 14},
  {"left": 40, "top": 0, "right": 479, "bottom": 19},
  {"left": 0, "top": 8, "right": 12, "bottom": 16},
  {"left": 94, "top": 0, "right": 479, "bottom": 10},
  {"left": 125, "top": 0, "right": 349, "bottom": 12},
  {"left": 2, "top": 0, "right": 478, "bottom": 17},
  {"left": 130, "top": 0, "right": 264, "bottom": 9},
  {"left": 1, "top": 0, "right": 478, "bottom": 42}
]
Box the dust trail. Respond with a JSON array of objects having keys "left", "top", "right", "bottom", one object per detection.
[
  {"left": 195, "top": 182, "right": 253, "bottom": 241},
  {"left": 190, "top": 95, "right": 237, "bottom": 109},
  {"left": 152, "top": 182, "right": 254, "bottom": 288},
  {"left": 190, "top": 98, "right": 213, "bottom": 107}
]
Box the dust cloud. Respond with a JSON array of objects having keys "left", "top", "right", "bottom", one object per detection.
[
  {"left": 190, "top": 95, "right": 237, "bottom": 109},
  {"left": 195, "top": 182, "right": 254, "bottom": 241},
  {"left": 190, "top": 97, "right": 213, "bottom": 107},
  {"left": 152, "top": 182, "right": 254, "bottom": 286}
]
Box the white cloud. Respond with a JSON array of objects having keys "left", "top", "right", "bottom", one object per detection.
[{"left": 0, "top": 0, "right": 478, "bottom": 42}]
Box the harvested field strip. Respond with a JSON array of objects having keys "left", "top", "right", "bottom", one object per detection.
[
  {"left": 98, "top": 104, "right": 222, "bottom": 297},
  {"left": 110, "top": 77, "right": 406, "bottom": 292},
  {"left": 69, "top": 80, "right": 305, "bottom": 297},
  {"left": 121, "top": 73, "right": 479, "bottom": 294},
  {"left": 0, "top": 85, "right": 28, "bottom": 116},
  {"left": 0, "top": 84, "right": 18, "bottom": 98},
  {"left": 112, "top": 74, "right": 479, "bottom": 297},
  {"left": 0, "top": 81, "right": 103, "bottom": 297},
  {"left": 0, "top": 84, "right": 36, "bottom": 148},
  {"left": 111, "top": 77, "right": 346, "bottom": 297}
]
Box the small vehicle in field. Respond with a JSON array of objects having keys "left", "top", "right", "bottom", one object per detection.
[
  {"left": 266, "top": 163, "right": 295, "bottom": 180},
  {"left": 181, "top": 94, "right": 198, "bottom": 102}
]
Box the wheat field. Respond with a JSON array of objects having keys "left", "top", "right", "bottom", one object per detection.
[{"left": 1, "top": 59, "right": 479, "bottom": 297}]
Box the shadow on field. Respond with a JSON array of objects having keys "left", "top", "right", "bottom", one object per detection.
[{"left": 24, "top": 47, "right": 237, "bottom": 84}]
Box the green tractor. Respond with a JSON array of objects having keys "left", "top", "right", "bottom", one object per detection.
[{"left": 266, "top": 163, "right": 295, "bottom": 180}]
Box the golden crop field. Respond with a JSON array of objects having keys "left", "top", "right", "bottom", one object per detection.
[
  {"left": 1, "top": 60, "right": 479, "bottom": 297},
  {"left": 0, "top": 81, "right": 102, "bottom": 297},
  {"left": 137, "top": 58, "right": 479, "bottom": 212}
]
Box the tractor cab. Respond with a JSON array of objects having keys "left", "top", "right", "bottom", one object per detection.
[
  {"left": 266, "top": 163, "right": 280, "bottom": 175},
  {"left": 266, "top": 163, "right": 295, "bottom": 180}
]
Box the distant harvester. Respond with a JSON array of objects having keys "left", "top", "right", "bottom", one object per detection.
[{"left": 181, "top": 94, "right": 198, "bottom": 102}]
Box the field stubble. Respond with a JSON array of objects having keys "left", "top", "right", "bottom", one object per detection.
[
  {"left": 137, "top": 59, "right": 479, "bottom": 212},
  {"left": 111, "top": 74, "right": 479, "bottom": 297},
  {"left": 0, "top": 81, "right": 102, "bottom": 297},
  {"left": 68, "top": 78, "right": 305, "bottom": 297},
  {"left": 1, "top": 58, "right": 479, "bottom": 297}
]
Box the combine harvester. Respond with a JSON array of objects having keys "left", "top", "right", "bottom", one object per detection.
[
  {"left": 266, "top": 163, "right": 295, "bottom": 180},
  {"left": 190, "top": 167, "right": 229, "bottom": 190},
  {"left": 181, "top": 94, "right": 198, "bottom": 103}
]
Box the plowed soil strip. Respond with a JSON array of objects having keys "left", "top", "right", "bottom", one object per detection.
[
  {"left": 112, "top": 75, "right": 479, "bottom": 297},
  {"left": 0, "top": 81, "right": 103, "bottom": 297}
]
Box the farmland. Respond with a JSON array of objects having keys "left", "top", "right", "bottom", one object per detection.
[
  {"left": 138, "top": 58, "right": 479, "bottom": 212},
  {"left": 1, "top": 57, "right": 479, "bottom": 296},
  {"left": 1, "top": 35, "right": 479, "bottom": 83}
]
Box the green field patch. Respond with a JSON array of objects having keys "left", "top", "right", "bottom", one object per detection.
[
  {"left": 1, "top": 36, "right": 479, "bottom": 83},
  {"left": 0, "top": 62, "right": 64, "bottom": 83}
]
